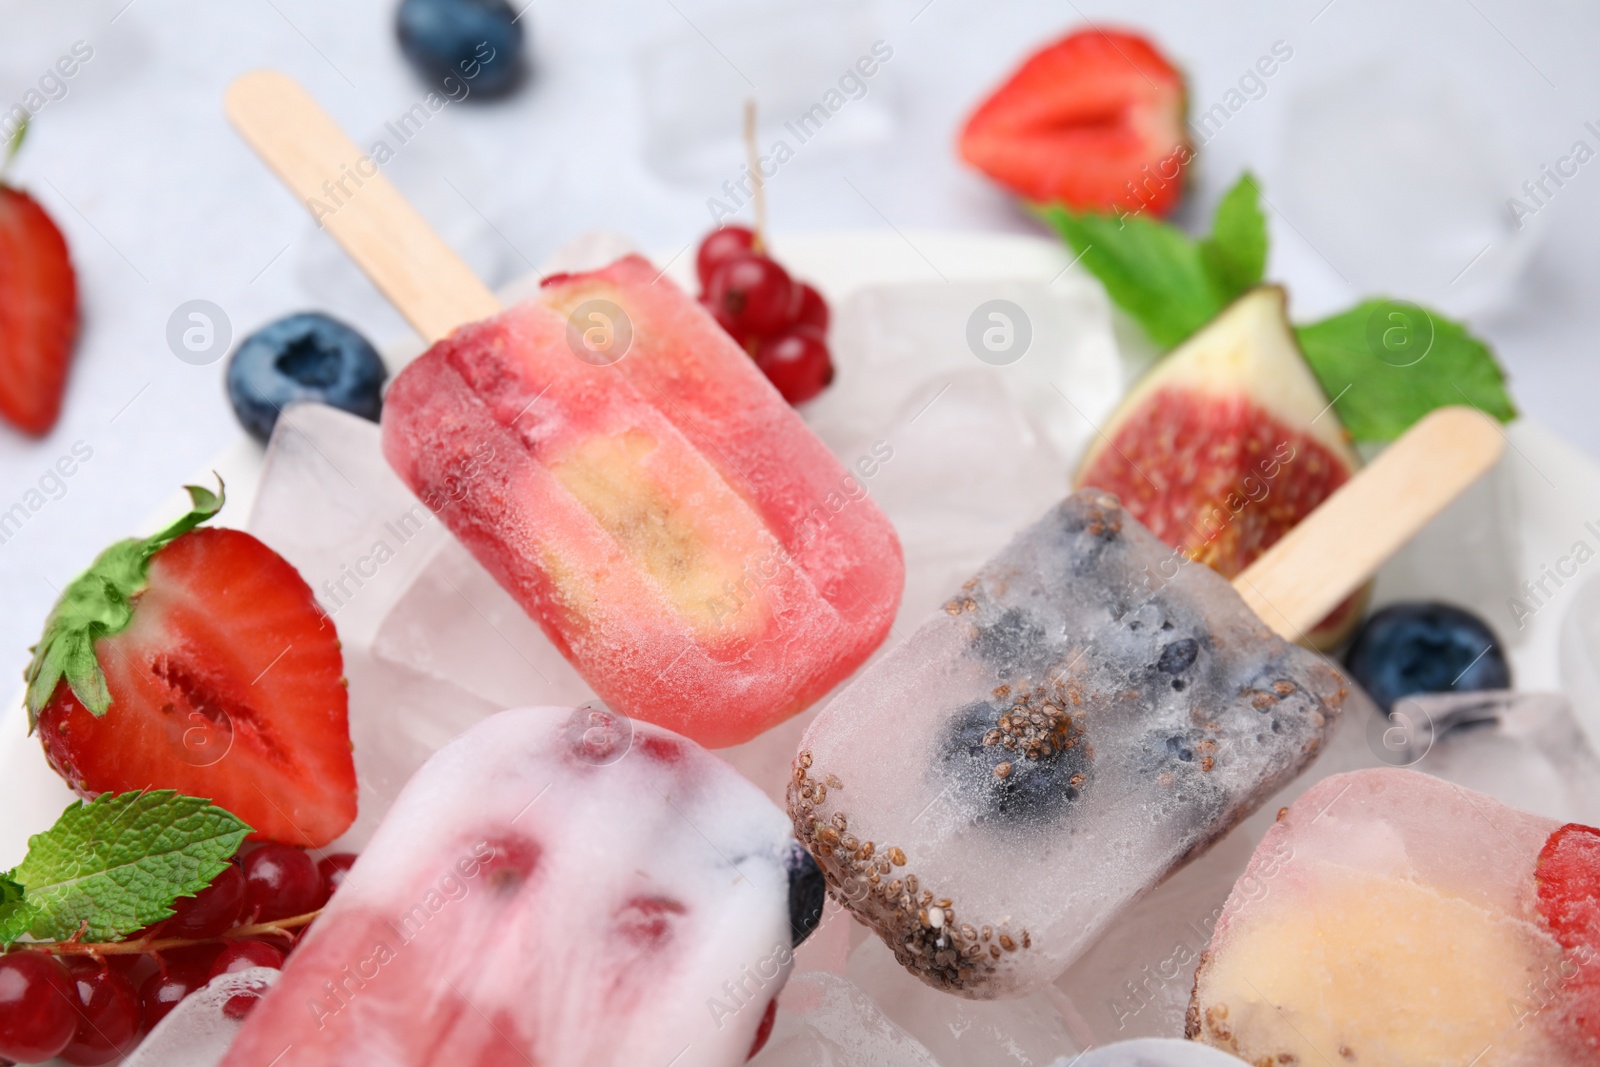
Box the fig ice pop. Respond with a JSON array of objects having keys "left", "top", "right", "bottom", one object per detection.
[
  {"left": 1189, "top": 769, "right": 1600, "bottom": 1066},
  {"left": 790, "top": 490, "right": 1347, "bottom": 998},
  {"left": 382, "top": 256, "right": 903, "bottom": 747},
  {"left": 224, "top": 704, "right": 824, "bottom": 1066}
]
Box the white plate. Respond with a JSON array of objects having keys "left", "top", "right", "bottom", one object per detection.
[{"left": 2, "top": 228, "right": 1596, "bottom": 871}]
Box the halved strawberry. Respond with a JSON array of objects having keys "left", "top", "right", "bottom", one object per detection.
[
  {"left": 958, "top": 27, "right": 1190, "bottom": 217},
  {"left": 25, "top": 483, "right": 356, "bottom": 847},
  {"left": 1536, "top": 823, "right": 1600, "bottom": 1048},
  {"left": 0, "top": 184, "right": 78, "bottom": 435}
]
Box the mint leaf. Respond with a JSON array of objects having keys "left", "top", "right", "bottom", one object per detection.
[
  {"left": 25, "top": 480, "right": 225, "bottom": 723},
  {"left": 1199, "top": 172, "right": 1267, "bottom": 302},
  {"left": 1295, "top": 300, "right": 1516, "bottom": 442},
  {"left": 0, "top": 791, "right": 250, "bottom": 946},
  {"left": 1042, "top": 206, "right": 1221, "bottom": 348}
]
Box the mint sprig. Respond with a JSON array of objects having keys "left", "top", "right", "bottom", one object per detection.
[
  {"left": 1296, "top": 302, "right": 1517, "bottom": 441},
  {"left": 1042, "top": 172, "right": 1266, "bottom": 347},
  {"left": 0, "top": 791, "right": 250, "bottom": 947},
  {"left": 24, "top": 480, "right": 224, "bottom": 726},
  {"left": 1041, "top": 173, "right": 1516, "bottom": 443}
]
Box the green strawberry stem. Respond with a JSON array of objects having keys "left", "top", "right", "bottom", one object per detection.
[
  {"left": 15, "top": 907, "right": 321, "bottom": 957},
  {"left": 23, "top": 479, "right": 225, "bottom": 726},
  {"left": 1, "top": 115, "right": 26, "bottom": 180}
]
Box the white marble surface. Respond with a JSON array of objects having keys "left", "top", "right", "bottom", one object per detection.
[{"left": 0, "top": 0, "right": 1597, "bottom": 681}]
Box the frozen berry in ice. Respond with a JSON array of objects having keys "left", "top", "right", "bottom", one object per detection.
[
  {"left": 0, "top": 951, "right": 78, "bottom": 1063},
  {"left": 753, "top": 325, "right": 833, "bottom": 405}
]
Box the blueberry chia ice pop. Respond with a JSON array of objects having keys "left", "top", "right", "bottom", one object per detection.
[
  {"left": 224, "top": 705, "right": 824, "bottom": 1065},
  {"left": 789, "top": 490, "right": 1347, "bottom": 998}
]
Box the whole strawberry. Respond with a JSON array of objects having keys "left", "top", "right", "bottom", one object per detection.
[
  {"left": 0, "top": 119, "right": 79, "bottom": 435},
  {"left": 25, "top": 482, "right": 357, "bottom": 846}
]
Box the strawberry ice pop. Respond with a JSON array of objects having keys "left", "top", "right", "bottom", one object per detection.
[
  {"left": 1189, "top": 768, "right": 1600, "bottom": 1066},
  {"left": 382, "top": 256, "right": 903, "bottom": 747},
  {"left": 790, "top": 490, "right": 1347, "bottom": 998},
  {"left": 223, "top": 704, "right": 824, "bottom": 1066}
]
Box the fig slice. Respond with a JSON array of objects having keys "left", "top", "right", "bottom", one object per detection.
[{"left": 1074, "top": 286, "right": 1364, "bottom": 648}]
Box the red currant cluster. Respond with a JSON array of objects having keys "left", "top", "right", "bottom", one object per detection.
[
  {"left": 697, "top": 226, "right": 835, "bottom": 405},
  {"left": 0, "top": 844, "right": 356, "bottom": 1065}
]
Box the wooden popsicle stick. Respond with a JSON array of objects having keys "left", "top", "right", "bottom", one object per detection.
[
  {"left": 224, "top": 70, "right": 501, "bottom": 343},
  {"left": 1234, "top": 406, "right": 1505, "bottom": 640}
]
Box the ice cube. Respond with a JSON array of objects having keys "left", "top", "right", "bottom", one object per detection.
[
  {"left": 1278, "top": 60, "right": 1536, "bottom": 316},
  {"left": 1189, "top": 768, "right": 1594, "bottom": 1065},
  {"left": 248, "top": 404, "right": 448, "bottom": 650},
  {"left": 223, "top": 705, "right": 816, "bottom": 1066},
  {"left": 750, "top": 972, "right": 943, "bottom": 1067},
  {"left": 1063, "top": 1039, "right": 1251, "bottom": 1066},
  {"left": 792, "top": 491, "right": 1347, "bottom": 998},
  {"left": 370, "top": 536, "right": 596, "bottom": 711},
  {"left": 122, "top": 968, "right": 279, "bottom": 1067},
  {"left": 1396, "top": 690, "right": 1600, "bottom": 824},
  {"left": 847, "top": 935, "right": 1086, "bottom": 1064}
]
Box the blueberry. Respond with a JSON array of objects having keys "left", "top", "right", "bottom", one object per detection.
[
  {"left": 971, "top": 607, "right": 1048, "bottom": 677},
  {"left": 1156, "top": 638, "right": 1199, "bottom": 675},
  {"left": 397, "top": 0, "right": 526, "bottom": 99},
  {"left": 1344, "top": 601, "right": 1511, "bottom": 712},
  {"left": 938, "top": 700, "right": 1090, "bottom": 822},
  {"left": 226, "top": 313, "right": 387, "bottom": 443},
  {"left": 785, "top": 844, "right": 825, "bottom": 947}
]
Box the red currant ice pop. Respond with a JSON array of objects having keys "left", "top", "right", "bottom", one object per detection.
[{"left": 381, "top": 256, "right": 903, "bottom": 746}]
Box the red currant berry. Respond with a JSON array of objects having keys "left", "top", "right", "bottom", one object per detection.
[
  {"left": 695, "top": 225, "right": 757, "bottom": 289},
  {"left": 209, "top": 941, "right": 284, "bottom": 980},
  {"left": 705, "top": 255, "right": 796, "bottom": 339},
  {"left": 243, "top": 845, "right": 323, "bottom": 922},
  {"left": 793, "top": 283, "right": 830, "bottom": 332},
  {"left": 165, "top": 862, "right": 246, "bottom": 939},
  {"left": 315, "top": 853, "right": 359, "bottom": 906},
  {"left": 59, "top": 961, "right": 140, "bottom": 1066},
  {"left": 139, "top": 955, "right": 214, "bottom": 1030},
  {"left": 0, "top": 952, "right": 77, "bottom": 1063},
  {"left": 754, "top": 326, "right": 835, "bottom": 405}
]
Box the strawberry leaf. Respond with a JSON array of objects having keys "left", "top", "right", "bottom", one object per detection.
[
  {"left": 0, "top": 791, "right": 250, "bottom": 947},
  {"left": 24, "top": 479, "right": 226, "bottom": 724},
  {"left": 1199, "top": 172, "right": 1267, "bottom": 302},
  {"left": 1295, "top": 302, "right": 1516, "bottom": 442},
  {"left": 2, "top": 115, "right": 25, "bottom": 176}
]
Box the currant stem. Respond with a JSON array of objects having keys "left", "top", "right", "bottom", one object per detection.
[
  {"left": 744, "top": 97, "right": 767, "bottom": 254},
  {"left": 14, "top": 909, "right": 323, "bottom": 957}
]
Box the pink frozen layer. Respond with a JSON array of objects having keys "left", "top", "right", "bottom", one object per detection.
[{"left": 381, "top": 256, "right": 904, "bottom": 747}]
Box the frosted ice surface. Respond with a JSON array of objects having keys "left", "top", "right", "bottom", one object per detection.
[
  {"left": 1051, "top": 690, "right": 1381, "bottom": 1041},
  {"left": 224, "top": 706, "right": 810, "bottom": 1066},
  {"left": 1062, "top": 1039, "right": 1250, "bottom": 1066},
  {"left": 1397, "top": 689, "right": 1600, "bottom": 824},
  {"left": 122, "top": 968, "right": 279, "bottom": 1067},
  {"left": 750, "top": 972, "right": 942, "bottom": 1067},
  {"left": 1279, "top": 60, "right": 1535, "bottom": 315},
  {"left": 248, "top": 404, "right": 447, "bottom": 650},
  {"left": 371, "top": 536, "right": 596, "bottom": 711},
  {"left": 847, "top": 935, "right": 1085, "bottom": 1065},
  {"left": 793, "top": 490, "right": 1347, "bottom": 998},
  {"left": 1190, "top": 769, "right": 1577, "bottom": 1066}
]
